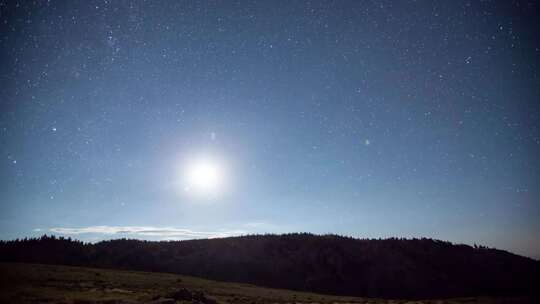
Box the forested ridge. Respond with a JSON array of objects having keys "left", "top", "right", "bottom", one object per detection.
[{"left": 1, "top": 233, "right": 538, "bottom": 299}]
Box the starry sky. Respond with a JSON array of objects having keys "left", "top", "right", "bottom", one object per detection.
[{"left": 1, "top": 1, "right": 539, "bottom": 258}]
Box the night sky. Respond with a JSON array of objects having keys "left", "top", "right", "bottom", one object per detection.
[{"left": 1, "top": 1, "right": 539, "bottom": 259}]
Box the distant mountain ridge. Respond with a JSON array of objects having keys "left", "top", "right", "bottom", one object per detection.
[{"left": 0, "top": 233, "right": 538, "bottom": 299}]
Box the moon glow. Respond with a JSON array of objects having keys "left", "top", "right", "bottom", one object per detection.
[{"left": 183, "top": 157, "right": 225, "bottom": 198}]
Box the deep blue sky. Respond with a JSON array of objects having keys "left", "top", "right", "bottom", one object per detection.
[{"left": 1, "top": 1, "right": 539, "bottom": 258}]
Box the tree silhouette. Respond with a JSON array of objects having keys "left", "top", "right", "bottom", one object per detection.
[{"left": 1, "top": 233, "right": 538, "bottom": 299}]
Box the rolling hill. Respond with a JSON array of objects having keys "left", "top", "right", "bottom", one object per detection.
[
  {"left": 3, "top": 262, "right": 537, "bottom": 304},
  {"left": 0, "top": 234, "right": 538, "bottom": 299}
]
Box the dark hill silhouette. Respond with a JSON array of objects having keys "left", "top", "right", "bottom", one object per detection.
[{"left": 0, "top": 233, "right": 538, "bottom": 299}]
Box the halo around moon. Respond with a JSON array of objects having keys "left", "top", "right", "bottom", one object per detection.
[{"left": 182, "top": 156, "right": 226, "bottom": 199}]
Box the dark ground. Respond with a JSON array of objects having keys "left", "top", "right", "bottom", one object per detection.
[
  {"left": 1, "top": 234, "right": 539, "bottom": 299},
  {"left": 0, "top": 262, "right": 537, "bottom": 304}
]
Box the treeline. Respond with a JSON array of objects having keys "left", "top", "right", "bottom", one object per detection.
[{"left": 0, "top": 233, "right": 538, "bottom": 299}]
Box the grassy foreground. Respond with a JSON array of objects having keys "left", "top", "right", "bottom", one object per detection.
[{"left": 0, "top": 262, "right": 535, "bottom": 304}]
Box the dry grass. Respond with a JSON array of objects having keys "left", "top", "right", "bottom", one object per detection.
[{"left": 0, "top": 262, "right": 535, "bottom": 304}]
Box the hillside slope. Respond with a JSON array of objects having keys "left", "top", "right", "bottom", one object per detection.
[
  {"left": 3, "top": 262, "right": 537, "bottom": 304},
  {"left": 1, "top": 234, "right": 538, "bottom": 299}
]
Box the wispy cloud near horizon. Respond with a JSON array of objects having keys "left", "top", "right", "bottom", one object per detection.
[{"left": 49, "top": 226, "right": 247, "bottom": 240}]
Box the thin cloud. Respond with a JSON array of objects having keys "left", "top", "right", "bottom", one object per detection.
[{"left": 50, "top": 226, "right": 246, "bottom": 239}]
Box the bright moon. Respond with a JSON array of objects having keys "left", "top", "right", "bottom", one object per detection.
[{"left": 183, "top": 157, "right": 225, "bottom": 197}]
